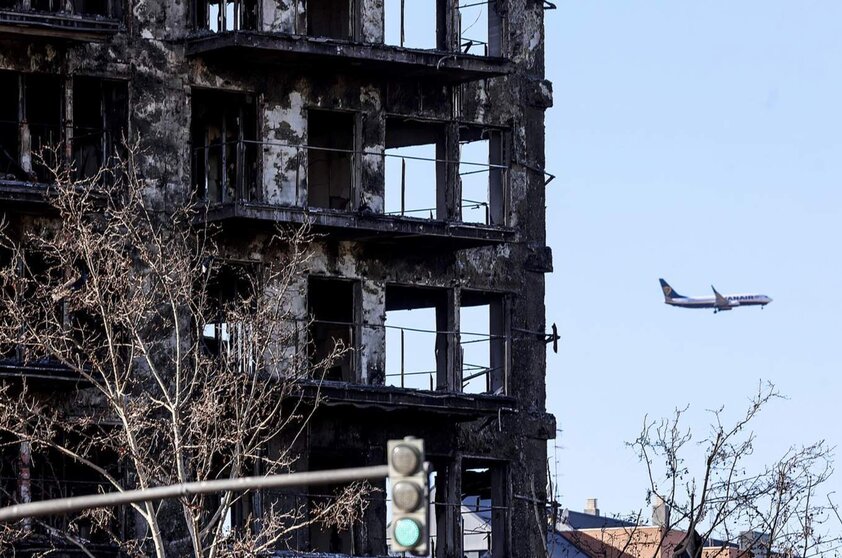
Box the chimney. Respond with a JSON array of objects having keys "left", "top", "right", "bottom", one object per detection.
[
  {"left": 584, "top": 498, "right": 600, "bottom": 516},
  {"left": 652, "top": 495, "right": 670, "bottom": 528}
]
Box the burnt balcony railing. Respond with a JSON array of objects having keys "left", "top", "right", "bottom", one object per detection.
[
  {"left": 194, "top": 139, "right": 515, "bottom": 247},
  {"left": 0, "top": 0, "right": 121, "bottom": 41}
]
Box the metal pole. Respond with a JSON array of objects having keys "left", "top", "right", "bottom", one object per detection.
[
  {"left": 400, "top": 0, "right": 405, "bottom": 47},
  {"left": 401, "top": 157, "right": 406, "bottom": 216},
  {"left": 0, "top": 465, "right": 390, "bottom": 523},
  {"left": 400, "top": 328, "right": 405, "bottom": 388}
]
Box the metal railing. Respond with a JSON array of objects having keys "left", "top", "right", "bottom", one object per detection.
[
  {"left": 0, "top": 0, "right": 117, "bottom": 17},
  {"left": 191, "top": 139, "right": 507, "bottom": 225}
]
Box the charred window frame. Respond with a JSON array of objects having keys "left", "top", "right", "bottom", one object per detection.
[
  {"left": 72, "top": 77, "right": 128, "bottom": 181},
  {"left": 461, "top": 458, "right": 509, "bottom": 558},
  {"left": 385, "top": 285, "right": 456, "bottom": 391},
  {"left": 0, "top": 242, "right": 18, "bottom": 363},
  {"left": 306, "top": 0, "right": 358, "bottom": 41},
  {"left": 459, "top": 126, "right": 508, "bottom": 226},
  {"left": 5, "top": 0, "right": 122, "bottom": 18},
  {"left": 0, "top": 70, "right": 63, "bottom": 184},
  {"left": 201, "top": 262, "right": 258, "bottom": 373},
  {"left": 384, "top": 117, "right": 447, "bottom": 219},
  {"left": 0, "top": 434, "right": 124, "bottom": 541},
  {"left": 308, "top": 276, "right": 360, "bottom": 383},
  {"left": 191, "top": 88, "right": 260, "bottom": 204},
  {"left": 193, "top": 0, "right": 259, "bottom": 32},
  {"left": 460, "top": 290, "right": 509, "bottom": 395},
  {"left": 384, "top": 0, "right": 504, "bottom": 53},
  {"left": 307, "top": 109, "right": 358, "bottom": 211}
]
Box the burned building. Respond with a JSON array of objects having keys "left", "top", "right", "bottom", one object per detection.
[{"left": 0, "top": 0, "right": 555, "bottom": 556}]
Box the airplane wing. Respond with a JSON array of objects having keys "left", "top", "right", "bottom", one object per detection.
[{"left": 711, "top": 285, "right": 731, "bottom": 308}]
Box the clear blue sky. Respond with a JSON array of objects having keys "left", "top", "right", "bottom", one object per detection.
[{"left": 545, "top": 1, "right": 842, "bottom": 517}]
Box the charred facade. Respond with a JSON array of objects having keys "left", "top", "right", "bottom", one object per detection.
[{"left": 0, "top": 0, "right": 555, "bottom": 556}]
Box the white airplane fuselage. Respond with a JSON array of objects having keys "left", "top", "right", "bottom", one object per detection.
[
  {"left": 665, "top": 293, "right": 772, "bottom": 310},
  {"left": 659, "top": 279, "right": 773, "bottom": 313}
]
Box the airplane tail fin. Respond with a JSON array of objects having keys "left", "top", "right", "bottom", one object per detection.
[{"left": 659, "top": 278, "right": 683, "bottom": 300}]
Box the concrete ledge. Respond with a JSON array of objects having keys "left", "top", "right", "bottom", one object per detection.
[
  {"left": 0, "top": 9, "right": 119, "bottom": 42},
  {"left": 185, "top": 31, "right": 514, "bottom": 84},
  {"left": 201, "top": 202, "right": 517, "bottom": 249}
]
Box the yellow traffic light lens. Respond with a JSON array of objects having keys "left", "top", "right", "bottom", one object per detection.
[
  {"left": 393, "top": 517, "right": 422, "bottom": 547},
  {"left": 390, "top": 444, "right": 421, "bottom": 475},
  {"left": 392, "top": 480, "right": 423, "bottom": 511}
]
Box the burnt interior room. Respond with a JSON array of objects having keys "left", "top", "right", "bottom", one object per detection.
[
  {"left": 385, "top": 285, "right": 451, "bottom": 391},
  {"left": 194, "top": 0, "right": 258, "bottom": 32},
  {"left": 0, "top": 71, "right": 62, "bottom": 183},
  {"left": 201, "top": 263, "right": 255, "bottom": 363},
  {"left": 18, "top": 0, "right": 116, "bottom": 16},
  {"left": 191, "top": 88, "right": 258, "bottom": 203},
  {"left": 72, "top": 77, "right": 128, "bottom": 180},
  {"left": 306, "top": 0, "right": 353, "bottom": 40},
  {"left": 308, "top": 276, "right": 357, "bottom": 383},
  {"left": 459, "top": 290, "right": 507, "bottom": 395},
  {"left": 384, "top": 117, "right": 446, "bottom": 218},
  {"left": 307, "top": 109, "right": 355, "bottom": 211},
  {"left": 0, "top": 436, "right": 123, "bottom": 542}
]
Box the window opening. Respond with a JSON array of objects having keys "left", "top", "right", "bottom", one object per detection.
[
  {"left": 196, "top": 0, "right": 258, "bottom": 31},
  {"left": 202, "top": 264, "right": 256, "bottom": 372},
  {"left": 385, "top": 118, "right": 446, "bottom": 219},
  {"left": 385, "top": 285, "right": 450, "bottom": 391},
  {"left": 72, "top": 77, "right": 128, "bottom": 180},
  {"left": 460, "top": 291, "right": 507, "bottom": 395},
  {"left": 0, "top": 72, "right": 20, "bottom": 182},
  {"left": 308, "top": 277, "right": 357, "bottom": 382},
  {"left": 307, "top": 449, "right": 367, "bottom": 554},
  {"left": 23, "top": 0, "right": 115, "bottom": 16},
  {"left": 461, "top": 459, "right": 507, "bottom": 558},
  {"left": 458, "top": 0, "right": 488, "bottom": 55},
  {"left": 0, "top": 72, "right": 63, "bottom": 184},
  {"left": 307, "top": 109, "right": 354, "bottom": 211},
  {"left": 459, "top": 127, "right": 506, "bottom": 225},
  {"left": 307, "top": 0, "right": 354, "bottom": 40},
  {"left": 384, "top": 0, "right": 440, "bottom": 49},
  {"left": 191, "top": 89, "right": 259, "bottom": 203},
  {"left": 0, "top": 435, "right": 121, "bottom": 540}
]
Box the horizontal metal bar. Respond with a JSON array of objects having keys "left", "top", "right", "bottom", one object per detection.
[{"left": 0, "top": 464, "right": 390, "bottom": 522}]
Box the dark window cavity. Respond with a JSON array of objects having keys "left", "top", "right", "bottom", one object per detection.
[
  {"left": 308, "top": 276, "right": 358, "bottom": 382},
  {"left": 72, "top": 77, "right": 128, "bottom": 180},
  {"left": 191, "top": 88, "right": 259, "bottom": 203},
  {"left": 307, "top": 109, "right": 355, "bottom": 211}
]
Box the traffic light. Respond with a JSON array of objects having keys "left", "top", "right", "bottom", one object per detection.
[{"left": 388, "top": 437, "right": 428, "bottom": 555}]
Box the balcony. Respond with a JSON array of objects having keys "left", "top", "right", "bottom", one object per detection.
[
  {"left": 186, "top": 32, "right": 512, "bottom": 84},
  {"left": 192, "top": 137, "right": 516, "bottom": 249},
  {"left": 185, "top": 0, "right": 511, "bottom": 84},
  {"left": 0, "top": 352, "right": 84, "bottom": 387},
  {"left": 0, "top": 1, "right": 120, "bottom": 42}
]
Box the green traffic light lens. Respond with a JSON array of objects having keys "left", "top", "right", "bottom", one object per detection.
[{"left": 393, "top": 517, "right": 422, "bottom": 547}]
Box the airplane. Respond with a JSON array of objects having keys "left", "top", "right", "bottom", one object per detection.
[{"left": 659, "top": 278, "right": 773, "bottom": 313}]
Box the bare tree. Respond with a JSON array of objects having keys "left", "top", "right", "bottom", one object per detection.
[
  {"left": 630, "top": 382, "right": 838, "bottom": 558},
  {"left": 0, "top": 143, "right": 369, "bottom": 557}
]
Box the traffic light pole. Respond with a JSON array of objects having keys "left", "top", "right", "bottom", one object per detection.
[{"left": 0, "top": 464, "right": 390, "bottom": 523}]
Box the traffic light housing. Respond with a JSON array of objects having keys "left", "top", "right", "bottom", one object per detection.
[{"left": 388, "top": 437, "right": 429, "bottom": 555}]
